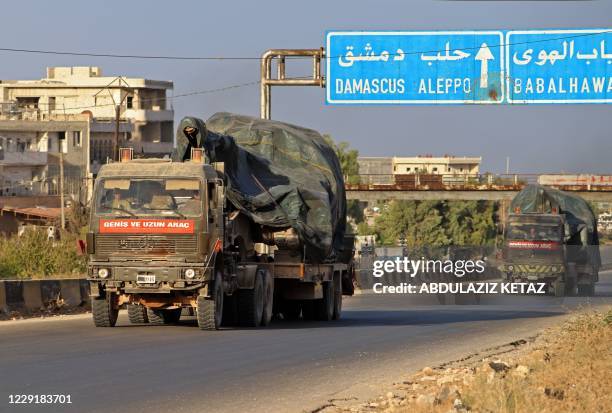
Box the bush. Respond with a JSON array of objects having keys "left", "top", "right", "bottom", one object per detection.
[{"left": 0, "top": 229, "right": 86, "bottom": 279}]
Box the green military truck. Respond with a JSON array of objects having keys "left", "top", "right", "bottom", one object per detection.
[
  {"left": 87, "top": 113, "right": 355, "bottom": 329},
  {"left": 499, "top": 184, "right": 600, "bottom": 296}
]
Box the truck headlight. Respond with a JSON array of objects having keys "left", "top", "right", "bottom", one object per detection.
[
  {"left": 98, "top": 268, "right": 109, "bottom": 279},
  {"left": 185, "top": 269, "right": 196, "bottom": 279}
]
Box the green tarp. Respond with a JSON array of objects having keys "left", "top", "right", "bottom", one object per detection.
[
  {"left": 510, "top": 184, "right": 597, "bottom": 237},
  {"left": 173, "top": 113, "right": 347, "bottom": 262}
]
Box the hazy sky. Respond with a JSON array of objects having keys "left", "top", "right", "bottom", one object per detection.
[{"left": 0, "top": 0, "right": 610, "bottom": 173}]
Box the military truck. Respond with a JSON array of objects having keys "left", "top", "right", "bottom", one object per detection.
[
  {"left": 86, "top": 113, "right": 355, "bottom": 329},
  {"left": 499, "top": 184, "right": 600, "bottom": 296}
]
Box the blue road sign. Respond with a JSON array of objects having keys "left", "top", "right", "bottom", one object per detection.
[
  {"left": 506, "top": 29, "right": 612, "bottom": 103},
  {"left": 326, "top": 31, "right": 505, "bottom": 104}
]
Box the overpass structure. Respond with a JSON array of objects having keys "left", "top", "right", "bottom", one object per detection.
[{"left": 345, "top": 174, "right": 612, "bottom": 202}]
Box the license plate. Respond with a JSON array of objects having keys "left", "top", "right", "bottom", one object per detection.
[{"left": 137, "top": 274, "right": 156, "bottom": 284}]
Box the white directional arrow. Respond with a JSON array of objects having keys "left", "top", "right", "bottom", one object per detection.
[{"left": 475, "top": 43, "right": 495, "bottom": 88}]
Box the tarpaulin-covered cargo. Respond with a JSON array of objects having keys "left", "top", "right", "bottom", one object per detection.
[
  {"left": 510, "top": 184, "right": 597, "bottom": 237},
  {"left": 173, "top": 113, "right": 347, "bottom": 262},
  {"left": 509, "top": 184, "right": 601, "bottom": 266}
]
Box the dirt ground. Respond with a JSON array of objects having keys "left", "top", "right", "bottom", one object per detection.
[{"left": 322, "top": 307, "right": 612, "bottom": 413}]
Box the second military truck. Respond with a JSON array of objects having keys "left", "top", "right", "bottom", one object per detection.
[{"left": 499, "top": 184, "right": 600, "bottom": 296}]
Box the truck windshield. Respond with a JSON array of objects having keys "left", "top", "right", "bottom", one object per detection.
[
  {"left": 95, "top": 178, "right": 202, "bottom": 217},
  {"left": 507, "top": 223, "right": 562, "bottom": 242}
]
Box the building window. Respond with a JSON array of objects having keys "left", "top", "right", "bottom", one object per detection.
[
  {"left": 406, "top": 167, "right": 411, "bottom": 172},
  {"left": 58, "top": 131, "right": 67, "bottom": 153},
  {"left": 126, "top": 96, "right": 133, "bottom": 109},
  {"left": 73, "top": 131, "right": 81, "bottom": 147},
  {"left": 432, "top": 167, "right": 438, "bottom": 172},
  {"left": 460, "top": 168, "right": 464, "bottom": 172}
]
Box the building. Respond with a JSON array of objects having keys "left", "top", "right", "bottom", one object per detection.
[
  {"left": 0, "top": 66, "right": 174, "bottom": 200},
  {"left": 357, "top": 155, "right": 482, "bottom": 186},
  {"left": 392, "top": 155, "right": 481, "bottom": 176},
  {"left": 357, "top": 157, "right": 393, "bottom": 184}
]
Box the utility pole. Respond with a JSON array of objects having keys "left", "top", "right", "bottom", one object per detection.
[
  {"left": 94, "top": 77, "right": 131, "bottom": 161},
  {"left": 59, "top": 137, "right": 65, "bottom": 230},
  {"left": 114, "top": 103, "right": 121, "bottom": 161},
  {"left": 506, "top": 156, "right": 510, "bottom": 175}
]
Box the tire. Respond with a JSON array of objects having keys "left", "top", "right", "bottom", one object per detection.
[
  {"left": 92, "top": 295, "right": 119, "bottom": 327},
  {"left": 261, "top": 269, "right": 274, "bottom": 326},
  {"left": 127, "top": 304, "right": 148, "bottom": 324},
  {"left": 238, "top": 270, "right": 264, "bottom": 327},
  {"left": 147, "top": 308, "right": 182, "bottom": 325},
  {"left": 315, "top": 281, "right": 334, "bottom": 321},
  {"left": 197, "top": 274, "right": 224, "bottom": 330},
  {"left": 332, "top": 274, "right": 342, "bottom": 320}
]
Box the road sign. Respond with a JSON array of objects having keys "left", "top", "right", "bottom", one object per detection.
[
  {"left": 326, "top": 31, "right": 505, "bottom": 104},
  {"left": 506, "top": 29, "right": 612, "bottom": 103}
]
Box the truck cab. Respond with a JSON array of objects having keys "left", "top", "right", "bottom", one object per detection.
[
  {"left": 87, "top": 157, "right": 228, "bottom": 328},
  {"left": 500, "top": 212, "right": 598, "bottom": 296}
]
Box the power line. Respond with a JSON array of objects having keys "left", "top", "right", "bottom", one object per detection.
[
  {"left": 0, "top": 30, "right": 609, "bottom": 61},
  {"left": 0, "top": 74, "right": 323, "bottom": 113},
  {"left": 0, "top": 80, "right": 263, "bottom": 112}
]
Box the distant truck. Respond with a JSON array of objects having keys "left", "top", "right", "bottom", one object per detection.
[
  {"left": 499, "top": 184, "right": 600, "bottom": 296},
  {"left": 86, "top": 114, "right": 355, "bottom": 329}
]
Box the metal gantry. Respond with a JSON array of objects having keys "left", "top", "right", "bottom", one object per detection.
[{"left": 260, "top": 49, "right": 325, "bottom": 119}]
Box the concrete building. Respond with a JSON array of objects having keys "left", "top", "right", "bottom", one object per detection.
[
  {"left": 392, "top": 155, "right": 481, "bottom": 175},
  {"left": 357, "top": 155, "right": 482, "bottom": 186},
  {"left": 357, "top": 157, "right": 393, "bottom": 184},
  {"left": 0, "top": 66, "right": 174, "bottom": 199}
]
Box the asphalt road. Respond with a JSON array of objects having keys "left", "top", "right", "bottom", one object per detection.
[{"left": 1, "top": 272, "right": 611, "bottom": 413}]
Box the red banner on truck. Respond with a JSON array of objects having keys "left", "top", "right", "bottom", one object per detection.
[{"left": 99, "top": 219, "right": 195, "bottom": 234}]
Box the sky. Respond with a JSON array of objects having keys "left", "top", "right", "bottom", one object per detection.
[{"left": 0, "top": 0, "right": 610, "bottom": 174}]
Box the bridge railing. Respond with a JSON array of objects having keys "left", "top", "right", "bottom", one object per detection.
[{"left": 346, "top": 173, "right": 611, "bottom": 191}]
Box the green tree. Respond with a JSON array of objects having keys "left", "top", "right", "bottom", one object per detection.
[
  {"left": 374, "top": 200, "right": 449, "bottom": 247},
  {"left": 322, "top": 134, "right": 360, "bottom": 185},
  {"left": 322, "top": 134, "right": 363, "bottom": 224},
  {"left": 372, "top": 200, "right": 497, "bottom": 247}
]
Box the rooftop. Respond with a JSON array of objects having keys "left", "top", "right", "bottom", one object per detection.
[{"left": 0, "top": 66, "right": 173, "bottom": 90}]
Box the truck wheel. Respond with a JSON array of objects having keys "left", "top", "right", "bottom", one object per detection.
[
  {"left": 238, "top": 270, "right": 264, "bottom": 327},
  {"left": 147, "top": 308, "right": 182, "bottom": 325},
  {"left": 578, "top": 283, "right": 595, "bottom": 297},
  {"left": 197, "top": 275, "right": 224, "bottom": 330},
  {"left": 315, "top": 281, "right": 334, "bottom": 321},
  {"left": 92, "top": 294, "right": 119, "bottom": 327},
  {"left": 332, "top": 274, "right": 342, "bottom": 320},
  {"left": 127, "top": 304, "right": 148, "bottom": 324},
  {"left": 261, "top": 268, "right": 274, "bottom": 326}
]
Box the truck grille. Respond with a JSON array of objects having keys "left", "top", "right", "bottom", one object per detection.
[{"left": 95, "top": 234, "right": 197, "bottom": 256}]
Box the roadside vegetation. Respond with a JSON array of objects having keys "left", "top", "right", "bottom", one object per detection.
[
  {"left": 0, "top": 205, "right": 88, "bottom": 279},
  {"left": 359, "top": 200, "right": 498, "bottom": 247},
  {"left": 332, "top": 308, "right": 612, "bottom": 413}
]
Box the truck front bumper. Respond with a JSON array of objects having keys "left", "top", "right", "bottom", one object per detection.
[
  {"left": 88, "top": 262, "right": 211, "bottom": 295},
  {"left": 499, "top": 263, "right": 565, "bottom": 280}
]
